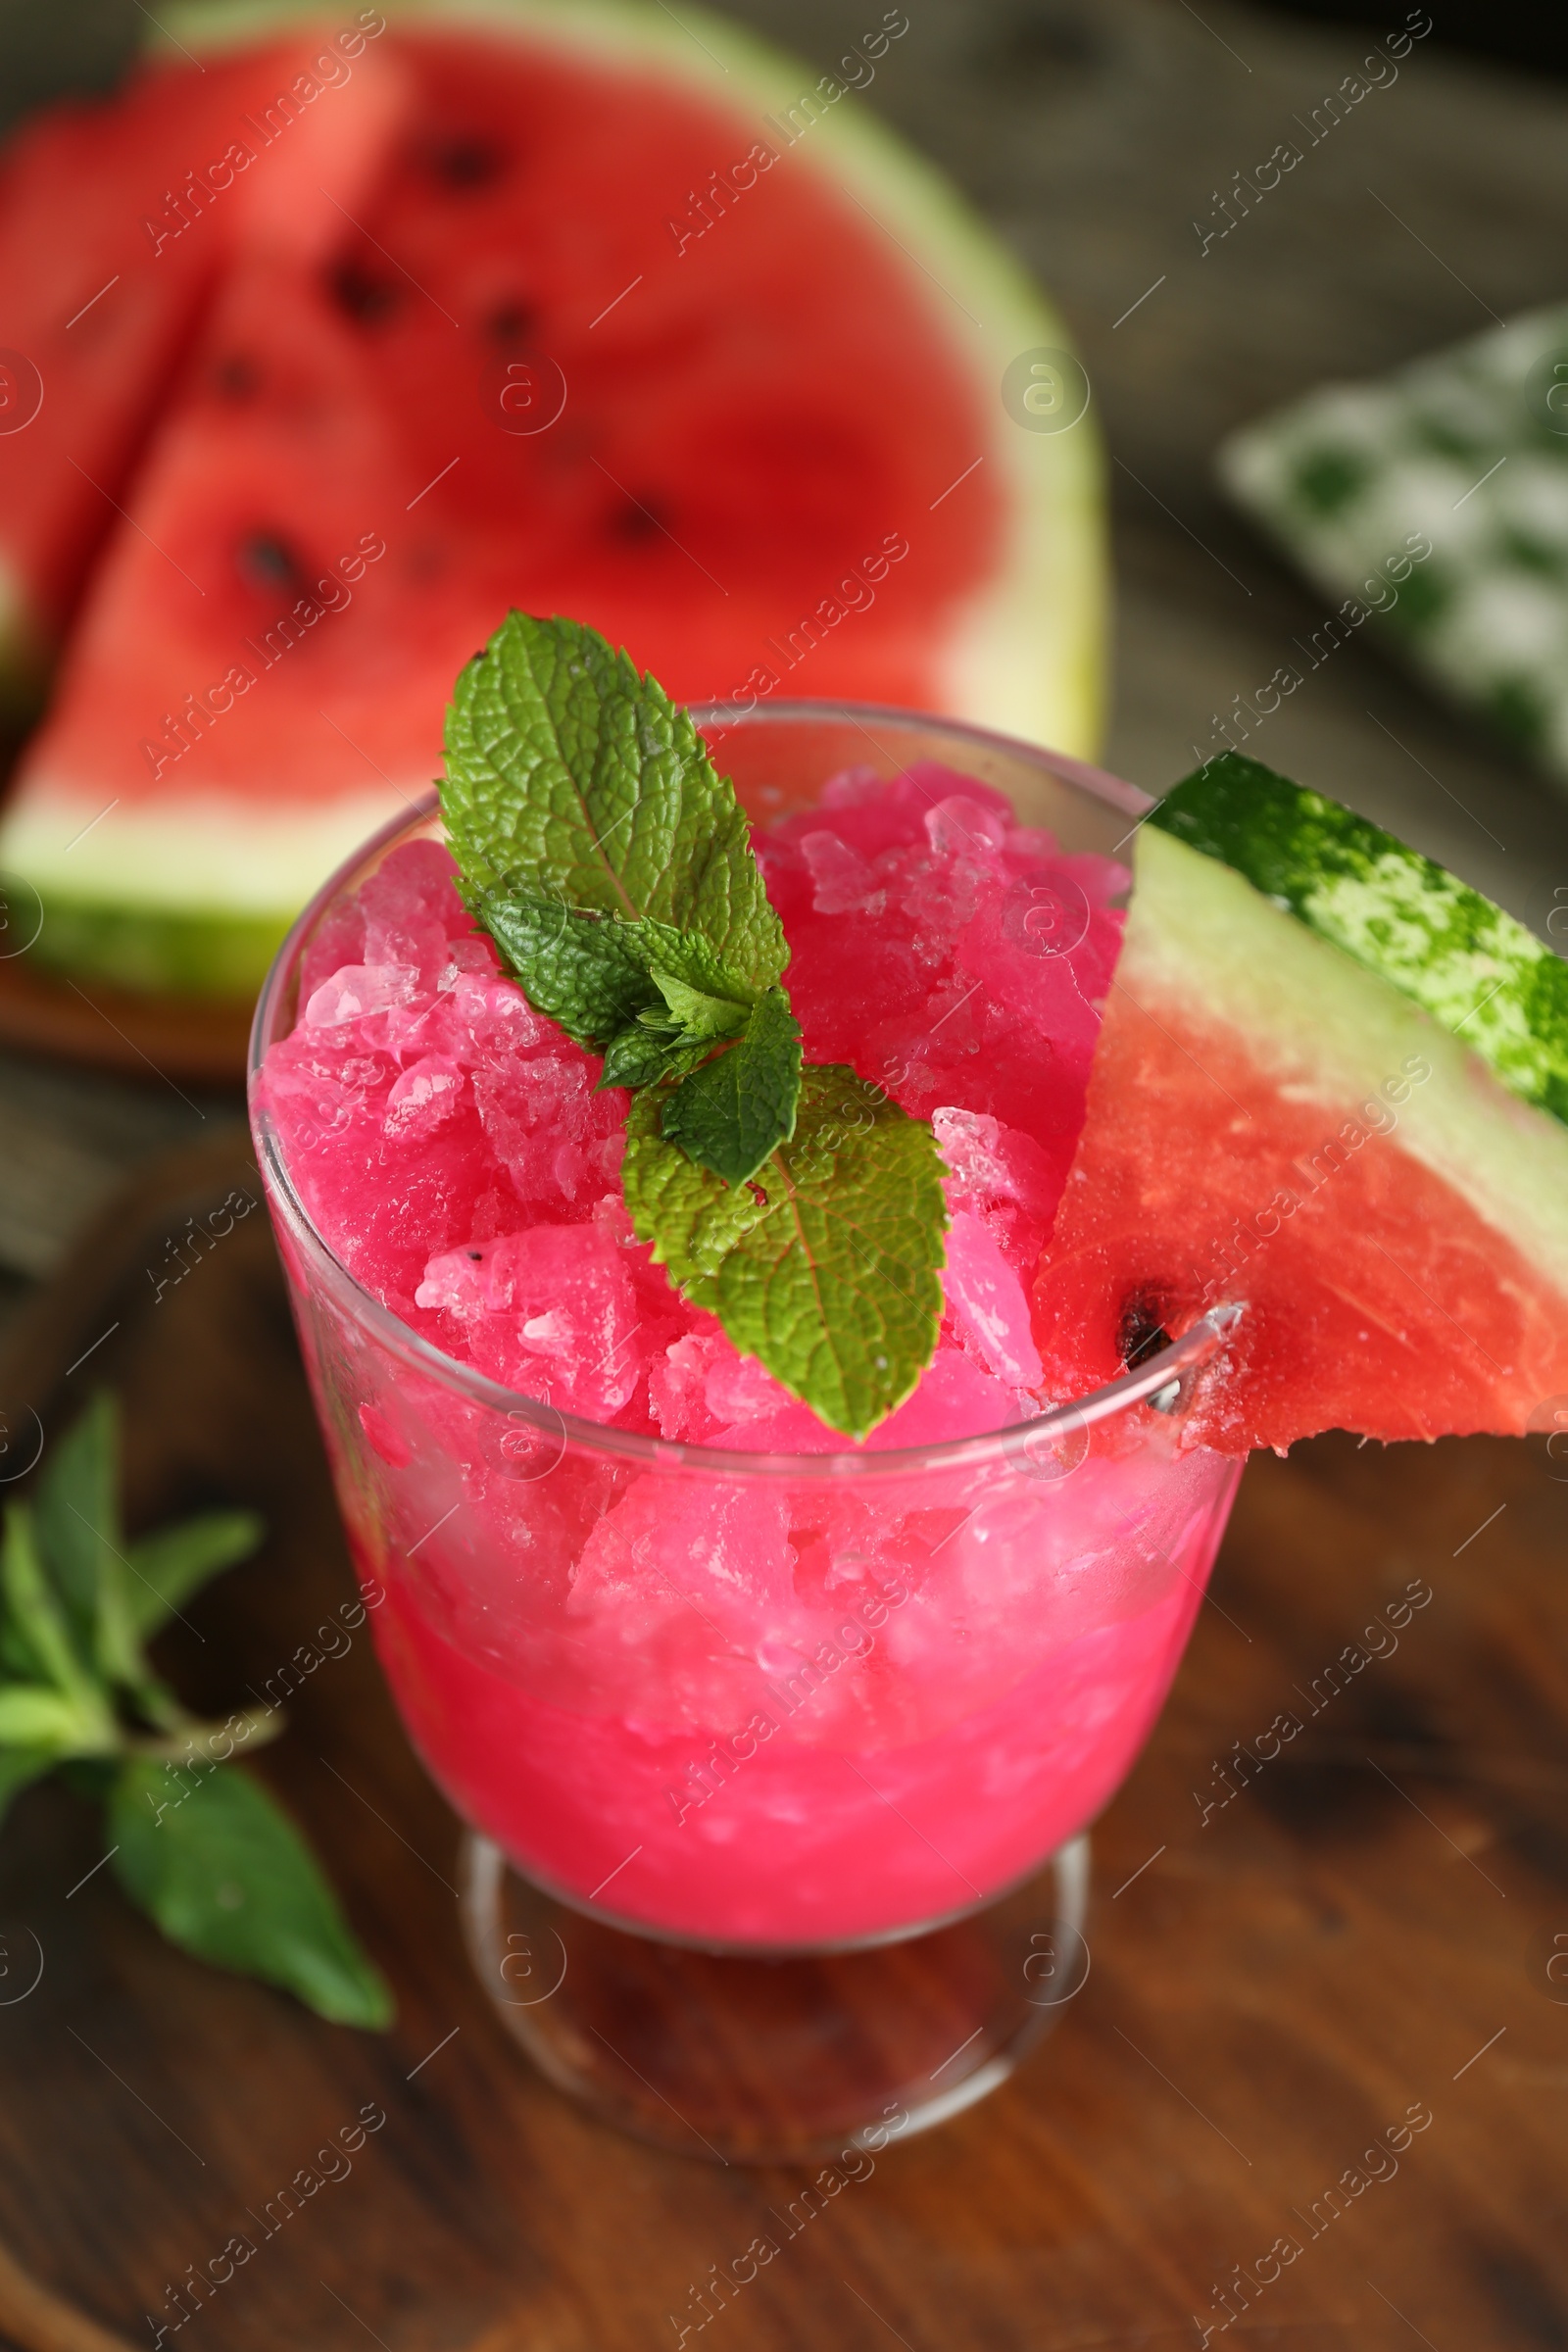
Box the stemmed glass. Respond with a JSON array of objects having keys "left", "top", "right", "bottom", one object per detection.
[{"left": 249, "top": 705, "right": 1243, "bottom": 2163}]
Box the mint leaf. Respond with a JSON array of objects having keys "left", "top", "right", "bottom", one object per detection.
[
  {"left": 480, "top": 899, "right": 759, "bottom": 1087},
  {"left": 0, "top": 1396, "right": 390, "bottom": 2030},
  {"left": 125, "top": 1510, "right": 263, "bottom": 1638},
  {"left": 111, "top": 1759, "right": 393, "bottom": 2029},
  {"left": 32, "top": 1390, "right": 118, "bottom": 1645},
  {"left": 0, "top": 1509, "right": 116, "bottom": 1756},
  {"left": 623, "top": 1067, "right": 948, "bottom": 1440},
  {"left": 0, "top": 1687, "right": 88, "bottom": 1744},
  {"left": 481, "top": 891, "right": 659, "bottom": 1051},
  {"left": 30, "top": 1391, "right": 145, "bottom": 1692},
  {"left": 597, "top": 920, "right": 759, "bottom": 1092},
  {"left": 443, "top": 613, "right": 787, "bottom": 992},
  {"left": 599, "top": 1020, "right": 715, "bottom": 1092},
  {"left": 622, "top": 1090, "right": 769, "bottom": 1273},
  {"left": 623, "top": 917, "right": 761, "bottom": 1011},
  {"left": 647, "top": 968, "right": 752, "bottom": 1045},
  {"left": 661, "top": 988, "right": 803, "bottom": 1189},
  {"left": 1, "top": 1503, "right": 96, "bottom": 1707}
]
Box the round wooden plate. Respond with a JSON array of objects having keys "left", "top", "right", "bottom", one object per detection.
[{"left": 0, "top": 951, "right": 253, "bottom": 1085}]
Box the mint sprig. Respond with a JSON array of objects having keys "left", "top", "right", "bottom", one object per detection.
[
  {"left": 442, "top": 613, "right": 949, "bottom": 1438},
  {"left": 0, "top": 1395, "right": 391, "bottom": 2030}
]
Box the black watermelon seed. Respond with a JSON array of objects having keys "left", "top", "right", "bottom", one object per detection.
[
  {"left": 610, "top": 499, "right": 666, "bottom": 544},
  {"left": 238, "top": 532, "right": 306, "bottom": 594},
  {"left": 486, "top": 301, "right": 537, "bottom": 345},
  {"left": 327, "top": 257, "right": 401, "bottom": 325},
  {"left": 214, "top": 353, "right": 261, "bottom": 399},
  {"left": 430, "top": 135, "right": 505, "bottom": 189},
  {"left": 1118, "top": 1292, "right": 1172, "bottom": 1371}
]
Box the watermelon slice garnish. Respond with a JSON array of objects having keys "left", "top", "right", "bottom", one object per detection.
[
  {"left": 1033, "top": 752, "right": 1568, "bottom": 1453},
  {"left": 0, "top": 0, "right": 1103, "bottom": 999}
]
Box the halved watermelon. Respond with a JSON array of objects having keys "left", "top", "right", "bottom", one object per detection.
[
  {"left": 0, "top": 0, "right": 1103, "bottom": 997},
  {"left": 1033, "top": 754, "right": 1568, "bottom": 1453}
]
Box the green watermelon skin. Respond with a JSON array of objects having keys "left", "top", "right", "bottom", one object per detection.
[
  {"left": 1033, "top": 818, "right": 1568, "bottom": 1454},
  {"left": 18, "top": 899, "right": 289, "bottom": 998},
  {"left": 0, "top": 0, "right": 1104, "bottom": 1000},
  {"left": 1153, "top": 753, "right": 1568, "bottom": 1127}
]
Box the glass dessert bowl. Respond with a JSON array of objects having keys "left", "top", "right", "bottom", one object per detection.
[{"left": 249, "top": 703, "right": 1243, "bottom": 2162}]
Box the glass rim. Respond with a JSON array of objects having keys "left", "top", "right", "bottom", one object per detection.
[{"left": 248, "top": 697, "right": 1235, "bottom": 1483}]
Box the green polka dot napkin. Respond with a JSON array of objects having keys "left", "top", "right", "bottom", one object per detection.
[{"left": 1218, "top": 304, "right": 1568, "bottom": 783}]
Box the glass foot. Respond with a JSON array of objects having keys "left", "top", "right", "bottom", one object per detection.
[{"left": 460, "top": 1837, "right": 1090, "bottom": 2165}]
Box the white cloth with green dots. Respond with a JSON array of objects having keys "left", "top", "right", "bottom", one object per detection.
[{"left": 1218, "top": 303, "right": 1568, "bottom": 785}]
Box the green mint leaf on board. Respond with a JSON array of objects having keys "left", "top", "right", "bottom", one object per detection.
[
  {"left": 480, "top": 891, "right": 659, "bottom": 1052},
  {"left": 125, "top": 1509, "right": 264, "bottom": 1638},
  {"left": 0, "top": 1502, "right": 104, "bottom": 1720},
  {"left": 0, "top": 1686, "right": 97, "bottom": 1744},
  {"left": 443, "top": 612, "right": 787, "bottom": 992},
  {"left": 623, "top": 1067, "right": 949, "bottom": 1440},
  {"left": 0, "top": 1396, "right": 388, "bottom": 2030},
  {"left": 111, "top": 1760, "right": 393, "bottom": 2030},
  {"left": 32, "top": 1390, "right": 121, "bottom": 1656},
  {"left": 661, "top": 988, "right": 804, "bottom": 1190},
  {"left": 31, "top": 1391, "right": 172, "bottom": 1701}
]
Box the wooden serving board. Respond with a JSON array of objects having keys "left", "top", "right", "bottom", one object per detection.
[
  {"left": 0, "top": 956, "right": 253, "bottom": 1089},
  {"left": 0, "top": 1128, "right": 1563, "bottom": 2351}
]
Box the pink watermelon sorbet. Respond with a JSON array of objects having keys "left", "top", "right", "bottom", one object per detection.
[{"left": 255, "top": 762, "right": 1239, "bottom": 1945}]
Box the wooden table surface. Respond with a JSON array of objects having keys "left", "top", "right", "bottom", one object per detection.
[
  {"left": 0, "top": 1135, "right": 1564, "bottom": 2352},
  {"left": 0, "top": 6, "right": 1566, "bottom": 2344}
]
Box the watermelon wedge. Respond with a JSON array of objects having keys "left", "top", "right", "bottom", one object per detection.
[
  {"left": 0, "top": 23, "right": 413, "bottom": 716},
  {"left": 0, "top": 0, "right": 1103, "bottom": 999},
  {"left": 1033, "top": 754, "right": 1568, "bottom": 1453}
]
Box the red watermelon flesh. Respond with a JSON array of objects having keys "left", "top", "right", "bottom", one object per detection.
[
  {"left": 0, "top": 31, "right": 412, "bottom": 689},
  {"left": 1037, "top": 990, "right": 1568, "bottom": 1452},
  {"left": 340, "top": 25, "right": 997, "bottom": 652},
  {"left": 41, "top": 245, "right": 413, "bottom": 777},
  {"left": 1032, "top": 823, "right": 1568, "bottom": 1454}
]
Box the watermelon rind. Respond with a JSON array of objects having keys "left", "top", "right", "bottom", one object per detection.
[
  {"left": 1154, "top": 752, "right": 1568, "bottom": 1130},
  {"left": 2, "top": 782, "right": 396, "bottom": 994},
  {"left": 20, "top": 898, "right": 290, "bottom": 997},
  {"left": 144, "top": 0, "right": 1105, "bottom": 760},
  {"left": 1129, "top": 818, "right": 1568, "bottom": 1304}
]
